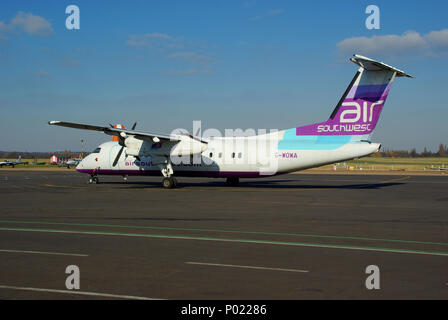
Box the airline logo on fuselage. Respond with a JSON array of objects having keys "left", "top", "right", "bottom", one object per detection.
[
  {"left": 339, "top": 100, "right": 384, "bottom": 123},
  {"left": 317, "top": 123, "right": 371, "bottom": 133},
  {"left": 317, "top": 100, "right": 384, "bottom": 134}
]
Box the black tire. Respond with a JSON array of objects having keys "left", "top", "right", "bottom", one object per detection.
[
  {"left": 89, "top": 176, "right": 99, "bottom": 184},
  {"left": 162, "top": 177, "right": 175, "bottom": 189},
  {"left": 226, "top": 177, "right": 239, "bottom": 186}
]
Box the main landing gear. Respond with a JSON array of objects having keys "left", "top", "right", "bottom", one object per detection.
[
  {"left": 162, "top": 176, "right": 178, "bottom": 189},
  {"left": 226, "top": 177, "right": 239, "bottom": 186},
  {"left": 158, "top": 159, "right": 178, "bottom": 189}
]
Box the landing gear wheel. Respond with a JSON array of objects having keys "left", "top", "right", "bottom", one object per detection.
[
  {"left": 226, "top": 177, "right": 239, "bottom": 186},
  {"left": 162, "top": 177, "right": 176, "bottom": 189},
  {"left": 89, "top": 176, "right": 99, "bottom": 184}
]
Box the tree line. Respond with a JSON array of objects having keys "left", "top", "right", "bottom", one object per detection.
[
  {"left": 372, "top": 144, "right": 448, "bottom": 158},
  {"left": 0, "top": 151, "right": 83, "bottom": 160}
]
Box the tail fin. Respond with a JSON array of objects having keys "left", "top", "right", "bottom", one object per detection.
[
  {"left": 296, "top": 55, "right": 412, "bottom": 138},
  {"left": 17, "top": 156, "right": 21, "bottom": 162}
]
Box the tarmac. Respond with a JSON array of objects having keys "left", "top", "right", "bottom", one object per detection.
[{"left": 0, "top": 170, "right": 447, "bottom": 299}]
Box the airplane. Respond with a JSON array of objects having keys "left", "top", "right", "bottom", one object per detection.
[
  {"left": 60, "top": 158, "right": 82, "bottom": 169},
  {"left": 49, "top": 54, "right": 413, "bottom": 188},
  {"left": 0, "top": 156, "right": 23, "bottom": 168}
]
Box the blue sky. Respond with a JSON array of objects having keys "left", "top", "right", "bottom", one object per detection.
[{"left": 0, "top": 0, "right": 447, "bottom": 152}]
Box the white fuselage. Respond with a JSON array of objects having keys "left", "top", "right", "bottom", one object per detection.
[{"left": 76, "top": 130, "right": 380, "bottom": 178}]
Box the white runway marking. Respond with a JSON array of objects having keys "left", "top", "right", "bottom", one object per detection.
[
  {"left": 186, "top": 262, "right": 309, "bottom": 273},
  {"left": 0, "top": 249, "right": 88, "bottom": 257},
  {"left": 0, "top": 285, "right": 162, "bottom": 300},
  {"left": 2, "top": 227, "right": 448, "bottom": 257}
]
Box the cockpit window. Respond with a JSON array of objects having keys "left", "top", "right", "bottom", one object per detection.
[{"left": 92, "top": 147, "right": 101, "bottom": 153}]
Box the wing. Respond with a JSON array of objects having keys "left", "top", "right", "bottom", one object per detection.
[{"left": 48, "top": 121, "right": 180, "bottom": 143}]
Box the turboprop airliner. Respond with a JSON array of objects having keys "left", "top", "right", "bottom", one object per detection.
[{"left": 49, "top": 55, "right": 412, "bottom": 188}]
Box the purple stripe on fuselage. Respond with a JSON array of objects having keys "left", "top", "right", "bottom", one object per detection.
[{"left": 77, "top": 168, "right": 267, "bottom": 178}]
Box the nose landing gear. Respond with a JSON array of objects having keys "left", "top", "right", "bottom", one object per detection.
[
  {"left": 89, "top": 176, "right": 99, "bottom": 184},
  {"left": 89, "top": 167, "right": 100, "bottom": 184}
]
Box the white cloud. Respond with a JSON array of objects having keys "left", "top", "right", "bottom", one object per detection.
[
  {"left": 337, "top": 29, "right": 448, "bottom": 57},
  {"left": 126, "top": 33, "right": 215, "bottom": 75},
  {"left": 337, "top": 31, "right": 426, "bottom": 56},
  {"left": 10, "top": 12, "right": 53, "bottom": 36},
  {"left": 166, "top": 52, "right": 214, "bottom": 76},
  {"left": 425, "top": 29, "right": 448, "bottom": 49},
  {"left": 125, "top": 33, "right": 176, "bottom": 47}
]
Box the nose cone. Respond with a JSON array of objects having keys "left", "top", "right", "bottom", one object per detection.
[{"left": 76, "top": 159, "right": 84, "bottom": 172}]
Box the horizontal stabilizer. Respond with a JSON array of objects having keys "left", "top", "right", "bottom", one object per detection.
[{"left": 350, "top": 54, "right": 414, "bottom": 78}]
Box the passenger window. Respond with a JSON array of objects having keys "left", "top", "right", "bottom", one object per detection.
[
  {"left": 209, "top": 152, "right": 213, "bottom": 158},
  {"left": 219, "top": 153, "right": 222, "bottom": 158},
  {"left": 238, "top": 152, "right": 242, "bottom": 158},
  {"left": 232, "top": 152, "right": 235, "bottom": 158}
]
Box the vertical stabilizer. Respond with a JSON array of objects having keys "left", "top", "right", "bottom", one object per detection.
[{"left": 296, "top": 55, "right": 412, "bottom": 138}]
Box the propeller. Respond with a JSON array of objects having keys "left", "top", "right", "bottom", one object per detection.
[
  {"left": 112, "top": 121, "right": 137, "bottom": 167},
  {"left": 112, "top": 145, "right": 125, "bottom": 167}
]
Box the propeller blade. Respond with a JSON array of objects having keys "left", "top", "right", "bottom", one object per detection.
[
  {"left": 113, "top": 146, "right": 124, "bottom": 167},
  {"left": 131, "top": 121, "right": 137, "bottom": 130}
]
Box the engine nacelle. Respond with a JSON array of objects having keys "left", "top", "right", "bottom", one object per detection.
[
  {"left": 124, "top": 136, "right": 147, "bottom": 157},
  {"left": 169, "top": 136, "right": 207, "bottom": 156},
  {"left": 123, "top": 135, "right": 207, "bottom": 157}
]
